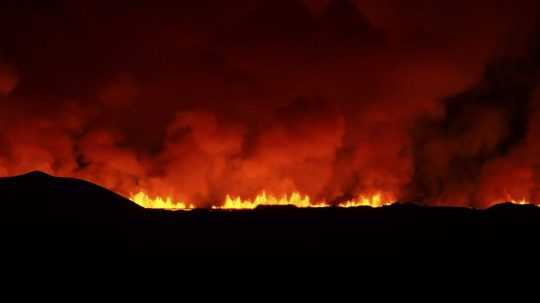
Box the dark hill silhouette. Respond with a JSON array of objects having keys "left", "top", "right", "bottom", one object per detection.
[
  {"left": 0, "top": 171, "right": 143, "bottom": 224},
  {"left": 1, "top": 171, "right": 540, "bottom": 257}
]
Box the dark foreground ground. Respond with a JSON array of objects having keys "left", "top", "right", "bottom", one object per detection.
[{"left": 1, "top": 171, "right": 540, "bottom": 257}]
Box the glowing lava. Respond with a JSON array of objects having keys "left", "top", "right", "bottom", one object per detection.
[
  {"left": 216, "top": 191, "right": 328, "bottom": 210},
  {"left": 131, "top": 192, "right": 195, "bottom": 210},
  {"left": 500, "top": 191, "right": 535, "bottom": 206},
  {"left": 505, "top": 196, "right": 531, "bottom": 206},
  {"left": 338, "top": 193, "right": 394, "bottom": 208},
  {"left": 130, "top": 191, "right": 395, "bottom": 210}
]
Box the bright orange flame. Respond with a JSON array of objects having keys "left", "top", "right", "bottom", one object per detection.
[
  {"left": 501, "top": 190, "right": 535, "bottom": 206},
  {"left": 131, "top": 192, "right": 195, "bottom": 210},
  {"left": 215, "top": 191, "right": 328, "bottom": 210},
  {"left": 130, "top": 191, "right": 395, "bottom": 210},
  {"left": 339, "top": 193, "right": 394, "bottom": 208},
  {"left": 505, "top": 196, "right": 531, "bottom": 206},
  {"left": 509, "top": 198, "right": 530, "bottom": 205}
]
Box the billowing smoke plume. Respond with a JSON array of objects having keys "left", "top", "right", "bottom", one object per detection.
[{"left": 0, "top": 0, "right": 539, "bottom": 206}]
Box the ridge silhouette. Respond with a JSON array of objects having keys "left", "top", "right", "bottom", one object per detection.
[
  {"left": 1, "top": 171, "right": 540, "bottom": 256},
  {"left": 0, "top": 171, "right": 143, "bottom": 224}
]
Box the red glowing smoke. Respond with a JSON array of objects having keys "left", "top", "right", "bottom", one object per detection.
[{"left": 0, "top": 0, "right": 539, "bottom": 207}]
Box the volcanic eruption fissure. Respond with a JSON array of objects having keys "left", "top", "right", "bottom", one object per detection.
[{"left": 1, "top": 0, "right": 540, "bottom": 209}]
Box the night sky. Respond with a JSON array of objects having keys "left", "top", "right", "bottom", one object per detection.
[{"left": 1, "top": 0, "right": 539, "bottom": 207}]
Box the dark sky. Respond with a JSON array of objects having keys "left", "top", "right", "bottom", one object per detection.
[{"left": 0, "top": 0, "right": 539, "bottom": 206}]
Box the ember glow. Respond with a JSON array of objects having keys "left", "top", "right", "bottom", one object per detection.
[{"left": 130, "top": 191, "right": 395, "bottom": 210}]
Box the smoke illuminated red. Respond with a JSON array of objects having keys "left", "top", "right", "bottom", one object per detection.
[{"left": 1, "top": 0, "right": 540, "bottom": 209}]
